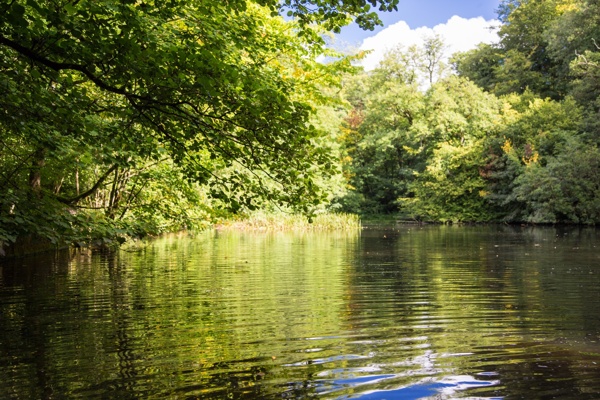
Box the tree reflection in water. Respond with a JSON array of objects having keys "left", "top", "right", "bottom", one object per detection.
[{"left": 1, "top": 227, "right": 600, "bottom": 398}]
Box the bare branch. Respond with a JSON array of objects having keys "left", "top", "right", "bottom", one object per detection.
[{"left": 56, "top": 163, "right": 119, "bottom": 205}]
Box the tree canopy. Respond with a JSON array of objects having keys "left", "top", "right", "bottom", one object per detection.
[
  {"left": 0, "top": 0, "right": 385, "bottom": 252},
  {"left": 335, "top": 0, "right": 600, "bottom": 223}
]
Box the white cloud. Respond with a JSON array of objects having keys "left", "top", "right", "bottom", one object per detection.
[{"left": 359, "top": 16, "right": 501, "bottom": 71}]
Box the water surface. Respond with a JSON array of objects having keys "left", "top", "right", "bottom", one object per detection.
[{"left": 2, "top": 225, "right": 600, "bottom": 399}]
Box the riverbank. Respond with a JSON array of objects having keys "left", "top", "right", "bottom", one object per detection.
[
  {"left": 215, "top": 212, "right": 361, "bottom": 231},
  {"left": 1, "top": 212, "right": 361, "bottom": 259}
]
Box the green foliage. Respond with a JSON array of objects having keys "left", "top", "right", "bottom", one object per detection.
[
  {"left": 338, "top": 17, "right": 600, "bottom": 225},
  {"left": 258, "top": 0, "right": 400, "bottom": 32},
  {"left": 452, "top": 44, "right": 503, "bottom": 93},
  {"left": 498, "top": 95, "right": 582, "bottom": 153},
  {"left": 496, "top": 0, "right": 571, "bottom": 99},
  {"left": 4, "top": 0, "right": 600, "bottom": 254},
  {"left": 336, "top": 50, "right": 426, "bottom": 214},
  {"left": 509, "top": 141, "right": 600, "bottom": 223},
  {"left": 338, "top": 46, "right": 503, "bottom": 220},
  {"left": 424, "top": 76, "right": 500, "bottom": 144},
  {"left": 0, "top": 189, "right": 129, "bottom": 251},
  {"left": 570, "top": 50, "right": 600, "bottom": 113},
  {"left": 399, "top": 141, "right": 493, "bottom": 222},
  {"left": 398, "top": 77, "right": 502, "bottom": 222},
  {"left": 483, "top": 95, "right": 592, "bottom": 223},
  {"left": 454, "top": 0, "right": 578, "bottom": 99},
  {"left": 0, "top": 0, "right": 375, "bottom": 252},
  {"left": 374, "top": 35, "right": 449, "bottom": 89}
]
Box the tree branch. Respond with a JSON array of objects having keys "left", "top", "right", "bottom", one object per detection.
[
  {"left": 56, "top": 163, "right": 119, "bottom": 205},
  {"left": 0, "top": 34, "right": 138, "bottom": 99}
]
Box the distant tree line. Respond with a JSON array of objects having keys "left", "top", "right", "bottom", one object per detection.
[{"left": 335, "top": 0, "right": 600, "bottom": 224}]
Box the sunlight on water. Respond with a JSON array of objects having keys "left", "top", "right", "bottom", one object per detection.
[{"left": 2, "top": 226, "right": 600, "bottom": 398}]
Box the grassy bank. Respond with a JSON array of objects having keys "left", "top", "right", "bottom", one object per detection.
[
  {"left": 215, "top": 212, "right": 361, "bottom": 231},
  {"left": 1, "top": 212, "right": 361, "bottom": 258}
]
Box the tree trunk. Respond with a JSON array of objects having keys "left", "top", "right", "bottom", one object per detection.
[{"left": 29, "top": 147, "right": 46, "bottom": 196}]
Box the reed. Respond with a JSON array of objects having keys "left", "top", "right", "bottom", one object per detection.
[{"left": 216, "top": 212, "right": 361, "bottom": 231}]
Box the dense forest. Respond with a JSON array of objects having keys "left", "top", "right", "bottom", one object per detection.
[
  {"left": 338, "top": 0, "right": 600, "bottom": 223},
  {"left": 1, "top": 0, "right": 599, "bottom": 253}
]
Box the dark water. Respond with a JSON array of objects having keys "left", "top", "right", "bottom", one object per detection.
[{"left": 2, "top": 225, "right": 600, "bottom": 399}]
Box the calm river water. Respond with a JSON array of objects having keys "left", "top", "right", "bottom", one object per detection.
[{"left": 2, "top": 225, "right": 600, "bottom": 399}]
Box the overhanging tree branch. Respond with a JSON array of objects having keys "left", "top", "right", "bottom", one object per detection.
[
  {"left": 0, "top": 34, "right": 138, "bottom": 99},
  {"left": 56, "top": 163, "right": 119, "bottom": 205}
]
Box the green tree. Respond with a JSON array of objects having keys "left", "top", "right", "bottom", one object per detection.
[
  {"left": 452, "top": 44, "right": 503, "bottom": 93},
  {"left": 509, "top": 140, "right": 600, "bottom": 223},
  {"left": 497, "top": 0, "right": 571, "bottom": 98},
  {"left": 0, "top": 0, "right": 379, "bottom": 252},
  {"left": 545, "top": 0, "right": 600, "bottom": 129},
  {"left": 483, "top": 94, "right": 586, "bottom": 222},
  {"left": 419, "top": 34, "right": 449, "bottom": 85},
  {"left": 337, "top": 49, "right": 425, "bottom": 214},
  {"left": 399, "top": 76, "right": 502, "bottom": 222},
  {"left": 377, "top": 35, "right": 449, "bottom": 88},
  {"left": 455, "top": 0, "right": 576, "bottom": 99}
]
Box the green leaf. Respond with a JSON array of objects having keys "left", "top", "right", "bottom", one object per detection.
[{"left": 64, "top": 3, "right": 77, "bottom": 15}]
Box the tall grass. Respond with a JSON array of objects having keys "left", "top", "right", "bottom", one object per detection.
[{"left": 216, "top": 212, "right": 361, "bottom": 231}]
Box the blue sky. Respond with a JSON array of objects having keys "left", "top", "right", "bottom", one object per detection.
[
  {"left": 339, "top": 0, "right": 501, "bottom": 45},
  {"left": 336, "top": 0, "right": 502, "bottom": 71}
]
